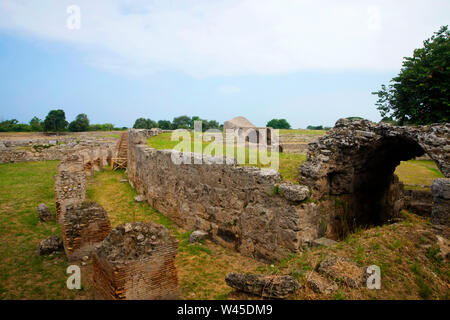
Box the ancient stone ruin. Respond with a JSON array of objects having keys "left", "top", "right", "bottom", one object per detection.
[
  {"left": 299, "top": 119, "right": 449, "bottom": 238},
  {"left": 92, "top": 222, "right": 179, "bottom": 300},
  {"left": 126, "top": 118, "right": 449, "bottom": 263},
  {"left": 37, "top": 203, "right": 54, "bottom": 222},
  {"left": 0, "top": 135, "right": 114, "bottom": 164},
  {"left": 61, "top": 201, "right": 111, "bottom": 261},
  {"left": 225, "top": 272, "right": 299, "bottom": 298},
  {"left": 223, "top": 116, "right": 273, "bottom": 146},
  {"left": 128, "top": 132, "right": 320, "bottom": 262},
  {"left": 431, "top": 178, "right": 450, "bottom": 226},
  {"left": 54, "top": 155, "right": 87, "bottom": 222},
  {"left": 38, "top": 235, "right": 63, "bottom": 256}
]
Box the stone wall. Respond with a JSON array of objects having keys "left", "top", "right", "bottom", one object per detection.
[
  {"left": 299, "top": 119, "right": 449, "bottom": 237},
  {"left": 431, "top": 179, "right": 450, "bottom": 226},
  {"left": 54, "top": 155, "right": 87, "bottom": 222},
  {"left": 127, "top": 129, "right": 320, "bottom": 262},
  {"left": 403, "top": 189, "right": 433, "bottom": 217},
  {"left": 62, "top": 201, "right": 111, "bottom": 261},
  {"left": 92, "top": 222, "right": 178, "bottom": 300},
  {"left": 0, "top": 137, "right": 115, "bottom": 164}
]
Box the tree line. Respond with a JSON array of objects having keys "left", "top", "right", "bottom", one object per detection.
[
  {"left": 0, "top": 110, "right": 125, "bottom": 133},
  {"left": 134, "top": 116, "right": 294, "bottom": 131},
  {"left": 133, "top": 115, "right": 221, "bottom": 131}
]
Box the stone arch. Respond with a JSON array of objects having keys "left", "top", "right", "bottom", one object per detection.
[{"left": 299, "top": 119, "right": 449, "bottom": 238}]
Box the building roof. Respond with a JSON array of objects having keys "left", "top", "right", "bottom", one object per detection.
[{"left": 224, "top": 116, "right": 255, "bottom": 128}]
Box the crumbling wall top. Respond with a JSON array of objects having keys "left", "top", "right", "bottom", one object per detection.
[{"left": 95, "top": 221, "right": 177, "bottom": 266}]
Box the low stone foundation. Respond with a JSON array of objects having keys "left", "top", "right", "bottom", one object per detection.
[
  {"left": 0, "top": 137, "right": 115, "bottom": 164},
  {"left": 299, "top": 119, "right": 449, "bottom": 237},
  {"left": 54, "top": 155, "right": 86, "bottom": 222},
  {"left": 92, "top": 222, "right": 178, "bottom": 300},
  {"left": 61, "top": 201, "right": 111, "bottom": 261},
  {"left": 127, "top": 129, "right": 320, "bottom": 262}
]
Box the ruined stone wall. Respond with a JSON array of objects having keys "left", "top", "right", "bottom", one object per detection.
[
  {"left": 431, "top": 179, "right": 450, "bottom": 226},
  {"left": 127, "top": 129, "right": 320, "bottom": 262},
  {"left": 54, "top": 155, "right": 87, "bottom": 222},
  {"left": 62, "top": 201, "right": 111, "bottom": 261},
  {"left": 299, "top": 119, "right": 449, "bottom": 237},
  {"left": 0, "top": 137, "right": 115, "bottom": 164},
  {"left": 92, "top": 222, "right": 178, "bottom": 300}
]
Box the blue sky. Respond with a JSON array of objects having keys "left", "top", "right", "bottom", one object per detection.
[{"left": 0, "top": 1, "right": 448, "bottom": 128}]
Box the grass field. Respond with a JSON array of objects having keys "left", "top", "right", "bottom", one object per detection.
[
  {"left": 0, "top": 161, "right": 83, "bottom": 299},
  {"left": 147, "top": 133, "right": 443, "bottom": 187},
  {"left": 395, "top": 160, "right": 445, "bottom": 189},
  {"left": 147, "top": 132, "right": 306, "bottom": 183},
  {"left": 0, "top": 162, "right": 262, "bottom": 299},
  {"left": 0, "top": 162, "right": 448, "bottom": 300},
  {"left": 279, "top": 129, "right": 327, "bottom": 135}
]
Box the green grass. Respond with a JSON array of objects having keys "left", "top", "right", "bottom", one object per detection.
[
  {"left": 147, "top": 132, "right": 306, "bottom": 183},
  {"left": 86, "top": 169, "right": 264, "bottom": 299},
  {"left": 395, "top": 160, "right": 444, "bottom": 189},
  {"left": 0, "top": 163, "right": 264, "bottom": 300},
  {"left": 147, "top": 133, "right": 441, "bottom": 186},
  {"left": 279, "top": 129, "right": 327, "bottom": 135},
  {"left": 0, "top": 161, "right": 91, "bottom": 300}
]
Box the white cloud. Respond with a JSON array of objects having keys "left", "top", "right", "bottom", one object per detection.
[{"left": 0, "top": 0, "right": 448, "bottom": 77}]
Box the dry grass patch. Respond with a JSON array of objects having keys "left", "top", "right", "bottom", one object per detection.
[{"left": 271, "top": 211, "right": 449, "bottom": 300}]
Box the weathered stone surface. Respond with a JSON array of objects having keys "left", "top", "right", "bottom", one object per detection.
[
  {"left": 317, "top": 256, "right": 366, "bottom": 288},
  {"left": 93, "top": 221, "right": 178, "bottom": 300},
  {"left": 225, "top": 272, "right": 299, "bottom": 298},
  {"left": 127, "top": 129, "right": 321, "bottom": 262},
  {"left": 279, "top": 183, "right": 310, "bottom": 202},
  {"left": 134, "top": 194, "right": 146, "bottom": 202},
  {"left": 306, "top": 272, "right": 338, "bottom": 294},
  {"left": 403, "top": 189, "right": 432, "bottom": 217},
  {"left": 189, "top": 230, "right": 208, "bottom": 243},
  {"left": 54, "top": 155, "right": 86, "bottom": 223},
  {"left": 311, "top": 237, "right": 337, "bottom": 248},
  {"left": 0, "top": 136, "right": 114, "bottom": 164},
  {"left": 38, "top": 236, "right": 62, "bottom": 255},
  {"left": 62, "top": 201, "right": 111, "bottom": 261},
  {"left": 431, "top": 178, "right": 450, "bottom": 226},
  {"left": 299, "top": 119, "right": 449, "bottom": 238},
  {"left": 37, "top": 203, "right": 54, "bottom": 221}
]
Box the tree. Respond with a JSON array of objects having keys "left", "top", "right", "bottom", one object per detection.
[
  {"left": 172, "top": 115, "right": 191, "bottom": 129},
  {"left": 190, "top": 116, "right": 201, "bottom": 129},
  {"left": 133, "top": 118, "right": 157, "bottom": 129},
  {"left": 29, "top": 117, "right": 43, "bottom": 132},
  {"left": 43, "top": 109, "right": 68, "bottom": 134},
  {"left": 266, "top": 118, "right": 291, "bottom": 129},
  {"left": 157, "top": 120, "right": 171, "bottom": 130},
  {"left": 372, "top": 26, "right": 450, "bottom": 125},
  {"left": 68, "top": 113, "right": 90, "bottom": 132},
  {"left": 206, "top": 120, "right": 220, "bottom": 130}
]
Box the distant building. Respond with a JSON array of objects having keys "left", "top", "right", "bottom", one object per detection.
[{"left": 223, "top": 116, "right": 273, "bottom": 145}]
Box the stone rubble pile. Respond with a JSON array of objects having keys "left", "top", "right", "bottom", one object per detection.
[
  {"left": 92, "top": 221, "right": 179, "bottom": 300},
  {"left": 61, "top": 201, "right": 111, "bottom": 261},
  {"left": 225, "top": 272, "right": 300, "bottom": 299}
]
